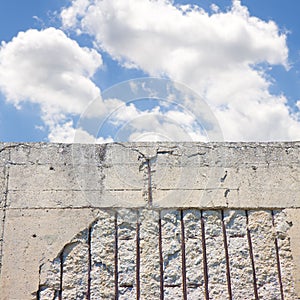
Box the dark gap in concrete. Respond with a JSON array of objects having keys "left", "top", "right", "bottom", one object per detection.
[
  {"left": 54, "top": 290, "right": 60, "bottom": 299},
  {"left": 164, "top": 284, "right": 181, "bottom": 287},
  {"left": 187, "top": 283, "right": 202, "bottom": 288},
  {"left": 156, "top": 150, "right": 174, "bottom": 155},
  {"left": 146, "top": 159, "right": 153, "bottom": 206},
  {"left": 59, "top": 251, "right": 63, "bottom": 300},
  {"left": 200, "top": 210, "right": 209, "bottom": 300},
  {"left": 245, "top": 210, "right": 259, "bottom": 300},
  {"left": 221, "top": 210, "right": 233, "bottom": 300},
  {"left": 180, "top": 210, "right": 187, "bottom": 300},
  {"left": 36, "top": 286, "right": 40, "bottom": 300},
  {"left": 119, "top": 284, "right": 134, "bottom": 288},
  {"left": 271, "top": 210, "right": 285, "bottom": 300},
  {"left": 220, "top": 170, "right": 228, "bottom": 182},
  {"left": 36, "top": 263, "right": 42, "bottom": 300}
]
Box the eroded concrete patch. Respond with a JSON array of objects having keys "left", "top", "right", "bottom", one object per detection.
[
  {"left": 36, "top": 208, "right": 297, "bottom": 299},
  {"left": 0, "top": 208, "right": 99, "bottom": 300}
]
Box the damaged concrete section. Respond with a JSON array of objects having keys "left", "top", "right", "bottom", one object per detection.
[
  {"left": 36, "top": 208, "right": 297, "bottom": 299},
  {"left": 0, "top": 142, "right": 299, "bottom": 299},
  {"left": 3, "top": 142, "right": 300, "bottom": 209}
]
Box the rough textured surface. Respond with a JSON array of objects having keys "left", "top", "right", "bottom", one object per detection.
[
  {"left": 2, "top": 142, "right": 300, "bottom": 209},
  {"left": 287, "top": 209, "right": 300, "bottom": 297},
  {"left": 38, "top": 257, "right": 61, "bottom": 299},
  {"left": 117, "top": 209, "right": 137, "bottom": 299},
  {"left": 161, "top": 210, "right": 183, "bottom": 299},
  {"left": 0, "top": 208, "right": 98, "bottom": 300},
  {"left": 248, "top": 210, "right": 282, "bottom": 299},
  {"left": 224, "top": 210, "right": 254, "bottom": 299},
  {"left": 183, "top": 210, "right": 205, "bottom": 298},
  {"left": 90, "top": 210, "right": 115, "bottom": 299},
  {"left": 0, "top": 142, "right": 299, "bottom": 299},
  {"left": 203, "top": 210, "right": 228, "bottom": 299},
  {"left": 139, "top": 209, "right": 161, "bottom": 298},
  {"left": 274, "top": 210, "right": 296, "bottom": 299},
  {"left": 61, "top": 230, "right": 89, "bottom": 299},
  {"left": 36, "top": 208, "right": 297, "bottom": 299},
  {"left": 0, "top": 146, "right": 9, "bottom": 275}
]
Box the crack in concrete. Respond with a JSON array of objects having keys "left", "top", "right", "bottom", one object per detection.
[
  {"left": 187, "top": 152, "right": 207, "bottom": 158},
  {"left": 220, "top": 170, "right": 228, "bottom": 182},
  {"left": 0, "top": 144, "right": 31, "bottom": 154},
  {"left": 146, "top": 159, "right": 153, "bottom": 207}
]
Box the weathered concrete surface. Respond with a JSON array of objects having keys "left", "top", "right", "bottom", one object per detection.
[
  {"left": 0, "top": 209, "right": 4, "bottom": 272},
  {"left": 0, "top": 208, "right": 98, "bottom": 299},
  {"left": 35, "top": 208, "right": 298, "bottom": 300},
  {"left": 0, "top": 164, "right": 7, "bottom": 209},
  {"left": 139, "top": 209, "right": 161, "bottom": 298},
  {"left": 117, "top": 209, "right": 137, "bottom": 299},
  {"left": 90, "top": 210, "right": 116, "bottom": 299},
  {"left": 4, "top": 142, "right": 300, "bottom": 209},
  {"left": 203, "top": 210, "right": 228, "bottom": 299},
  {"left": 248, "top": 210, "right": 282, "bottom": 299},
  {"left": 0, "top": 142, "right": 299, "bottom": 299},
  {"left": 224, "top": 210, "right": 254, "bottom": 299},
  {"left": 161, "top": 210, "right": 183, "bottom": 299},
  {"left": 274, "top": 210, "right": 297, "bottom": 299},
  {"left": 287, "top": 209, "right": 300, "bottom": 297},
  {"left": 183, "top": 210, "right": 205, "bottom": 298},
  {"left": 0, "top": 146, "right": 9, "bottom": 276}
]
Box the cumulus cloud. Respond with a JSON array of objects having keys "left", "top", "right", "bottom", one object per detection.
[
  {"left": 0, "top": 27, "right": 104, "bottom": 141},
  {"left": 61, "top": 0, "right": 300, "bottom": 141},
  {"left": 48, "top": 119, "right": 113, "bottom": 143},
  {"left": 96, "top": 100, "right": 209, "bottom": 142},
  {"left": 61, "top": 0, "right": 288, "bottom": 72}
]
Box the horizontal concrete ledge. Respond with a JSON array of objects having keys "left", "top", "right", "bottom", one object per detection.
[{"left": 0, "top": 141, "right": 300, "bottom": 209}]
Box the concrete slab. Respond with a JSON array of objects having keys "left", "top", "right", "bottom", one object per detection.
[
  {"left": 0, "top": 208, "right": 99, "bottom": 299},
  {"left": 1, "top": 142, "right": 300, "bottom": 299}
]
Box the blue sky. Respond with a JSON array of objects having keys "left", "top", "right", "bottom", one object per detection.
[{"left": 1, "top": 0, "right": 300, "bottom": 142}]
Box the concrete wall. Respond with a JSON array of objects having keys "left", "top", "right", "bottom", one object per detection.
[{"left": 0, "top": 142, "right": 299, "bottom": 299}]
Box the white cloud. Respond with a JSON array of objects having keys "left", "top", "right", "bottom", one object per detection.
[
  {"left": 0, "top": 28, "right": 102, "bottom": 114},
  {"left": 62, "top": 0, "right": 288, "bottom": 71},
  {"left": 48, "top": 119, "right": 113, "bottom": 143},
  {"left": 0, "top": 27, "right": 104, "bottom": 141},
  {"left": 104, "top": 101, "right": 208, "bottom": 142},
  {"left": 126, "top": 115, "right": 207, "bottom": 142},
  {"left": 61, "top": 0, "right": 300, "bottom": 141},
  {"left": 210, "top": 4, "right": 219, "bottom": 13}
]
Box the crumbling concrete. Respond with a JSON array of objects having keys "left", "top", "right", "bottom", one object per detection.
[
  {"left": 0, "top": 142, "right": 299, "bottom": 299},
  {"left": 34, "top": 208, "right": 296, "bottom": 300}
]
